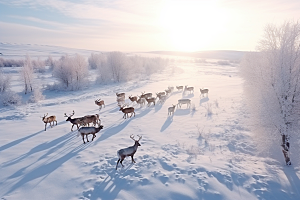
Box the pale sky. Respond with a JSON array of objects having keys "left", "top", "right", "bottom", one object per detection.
[{"left": 1, "top": 0, "right": 300, "bottom": 52}]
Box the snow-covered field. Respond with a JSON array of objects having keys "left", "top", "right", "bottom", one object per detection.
[{"left": 1, "top": 50, "right": 300, "bottom": 199}]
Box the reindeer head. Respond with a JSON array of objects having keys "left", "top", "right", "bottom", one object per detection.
[
  {"left": 64, "top": 110, "right": 75, "bottom": 121},
  {"left": 130, "top": 134, "right": 142, "bottom": 146},
  {"left": 42, "top": 113, "right": 48, "bottom": 121}
]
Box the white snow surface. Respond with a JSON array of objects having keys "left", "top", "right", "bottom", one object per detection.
[{"left": 1, "top": 48, "right": 300, "bottom": 199}]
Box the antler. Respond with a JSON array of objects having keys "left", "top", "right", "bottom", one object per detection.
[
  {"left": 130, "top": 134, "right": 135, "bottom": 141},
  {"left": 44, "top": 113, "right": 48, "bottom": 117},
  {"left": 137, "top": 135, "right": 142, "bottom": 141}
]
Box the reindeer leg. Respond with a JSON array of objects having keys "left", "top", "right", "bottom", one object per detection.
[
  {"left": 44, "top": 123, "right": 47, "bottom": 131},
  {"left": 82, "top": 135, "right": 85, "bottom": 144},
  {"left": 92, "top": 134, "right": 96, "bottom": 141},
  {"left": 71, "top": 124, "right": 74, "bottom": 131},
  {"left": 120, "top": 158, "right": 125, "bottom": 167},
  {"left": 116, "top": 158, "right": 120, "bottom": 170},
  {"left": 131, "top": 155, "right": 136, "bottom": 163},
  {"left": 86, "top": 135, "right": 89, "bottom": 142}
]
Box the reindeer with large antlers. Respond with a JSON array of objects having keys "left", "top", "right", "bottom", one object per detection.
[
  {"left": 119, "top": 105, "right": 135, "bottom": 119},
  {"left": 41, "top": 113, "right": 57, "bottom": 131},
  {"left": 64, "top": 110, "right": 85, "bottom": 131},
  {"left": 95, "top": 99, "right": 105, "bottom": 110},
  {"left": 116, "top": 135, "right": 142, "bottom": 170}
]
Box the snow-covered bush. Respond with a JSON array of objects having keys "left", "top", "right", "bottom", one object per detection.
[
  {"left": 0, "top": 70, "right": 11, "bottom": 93},
  {"left": 240, "top": 21, "right": 300, "bottom": 165},
  {"left": 28, "top": 87, "right": 45, "bottom": 103},
  {"left": 0, "top": 58, "right": 24, "bottom": 67},
  {"left": 53, "top": 54, "right": 89, "bottom": 90},
  {"left": 0, "top": 91, "right": 21, "bottom": 106}
]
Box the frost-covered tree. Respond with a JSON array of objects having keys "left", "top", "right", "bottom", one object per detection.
[
  {"left": 0, "top": 70, "right": 11, "bottom": 93},
  {"left": 88, "top": 53, "right": 106, "bottom": 69},
  {"left": 32, "top": 57, "right": 46, "bottom": 73},
  {"left": 20, "top": 55, "right": 34, "bottom": 94},
  {"left": 107, "top": 51, "right": 129, "bottom": 82},
  {"left": 241, "top": 21, "right": 300, "bottom": 165},
  {"left": 53, "top": 54, "right": 88, "bottom": 90}
]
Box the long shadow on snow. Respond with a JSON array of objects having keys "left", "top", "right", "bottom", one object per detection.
[
  {"left": 174, "top": 108, "right": 190, "bottom": 116},
  {"left": 160, "top": 116, "right": 173, "bottom": 132},
  {"left": 1, "top": 132, "right": 76, "bottom": 168},
  {"left": 200, "top": 97, "right": 209, "bottom": 105},
  {"left": 82, "top": 165, "right": 136, "bottom": 200},
  {"left": 0, "top": 130, "right": 44, "bottom": 152},
  {"left": 96, "top": 119, "right": 132, "bottom": 142},
  {"left": 282, "top": 166, "right": 300, "bottom": 199},
  {"left": 3, "top": 143, "right": 88, "bottom": 197}
]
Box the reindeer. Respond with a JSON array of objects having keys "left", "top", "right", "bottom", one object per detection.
[
  {"left": 78, "top": 124, "right": 104, "bottom": 144},
  {"left": 200, "top": 88, "right": 209, "bottom": 97},
  {"left": 184, "top": 85, "right": 194, "bottom": 94},
  {"left": 177, "top": 99, "right": 191, "bottom": 108},
  {"left": 95, "top": 99, "right": 105, "bottom": 110},
  {"left": 64, "top": 110, "right": 85, "bottom": 131},
  {"left": 116, "top": 92, "right": 125, "bottom": 99},
  {"left": 41, "top": 113, "right": 57, "bottom": 131},
  {"left": 129, "top": 95, "right": 138, "bottom": 104},
  {"left": 168, "top": 86, "right": 174, "bottom": 92},
  {"left": 157, "top": 94, "right": 167, "bottom": 104},
  {"left": 156, "top": 92, "right": 166, "bottom": 98},
  {"left": 137, "top": 97, "right": 146, "bottom": 107},
  {"left": 168, "top": 104, "right": 176, "bottom": 115},
  {"left": 117, "top": 96, "right": 125, "bottom": 108},
  {"left": 165, "top": 88, "right": 172, "bottom": 95},
  {"left": 145, "top": 97, "right": 156, "bottom": 106},
  {"left": 119, "top": 105, "right": 135, "bottom": 119},
  {"left": 176, "top": 86, "right": 183, "bottom": 91},
  {"left": 116, "top": 135, "right": 142, "bottom": 170},
  {"left": 141, "top": 92, "right": 152, "bottom": 99},
  {"left": 82, "top": 114, "right": 100, "bottom": 127}
]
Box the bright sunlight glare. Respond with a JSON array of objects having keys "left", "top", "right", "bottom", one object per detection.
[{"left": 160, "top": 0, "right": 228, "bottom": 51}]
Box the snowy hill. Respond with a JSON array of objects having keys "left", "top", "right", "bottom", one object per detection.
[{"left": 0, "top": 45, "right": 300, "bottom": 200}]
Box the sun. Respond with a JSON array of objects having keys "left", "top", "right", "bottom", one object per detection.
[{"left": 159, "top": 1, "right": 227, "bottom": 51}]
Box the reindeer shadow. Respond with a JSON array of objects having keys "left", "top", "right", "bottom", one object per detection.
[
  {"left": 174, "top": 108, "right": 191, "bottom": 116},
  {"left": 160, "top": 117, "right": 173, "bottom": 132},
  {"left": 154, "top": 103, "right": 163, "bottom": 113},
  {"left": 182, "top": 93, "right": 194, "bottom": 98},
  {"left": 0, "top": 130, "right": 44, "bottom": 152},
  {"left": 200, "top": 97, "right": 209, "bottom": 105},
  {"left": 96, "top": 119, "right": 131, "bottom": 142}
]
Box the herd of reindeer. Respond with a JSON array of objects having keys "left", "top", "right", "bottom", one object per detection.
[{"left": 40, "top": 85, "right": 209, "bottom": 169}]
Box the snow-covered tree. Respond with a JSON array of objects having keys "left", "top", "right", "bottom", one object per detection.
[
  {"left": 241, "top": 21, "right": 300, "bottom": 165},
  {"left": 0, "top": 70, "right": 11, "bottom": 93},
  {"left": 53, "top": 54, "right": 89, "bottom": 90},
  {"left": 20, "top": 55, "right": 34, "bottom": 94}
]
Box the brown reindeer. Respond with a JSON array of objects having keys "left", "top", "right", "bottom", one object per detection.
[
  {"left": 129, "top": 95, "right": 138, "bottom": 104},
  {"left": 168, "top": 104, "right": 176, "bottom": 115},
  {"left": 176, "top": 85, "right": 183, "bottom": 91},
  {"left": 82, "top": 114, "right": 100, "bottom": 127},
  {"left": 145, "top": 97, "right": 156, "bottom": 106},
  {"left": 184, "top": 85, "right": 194, "bottom": 94},
  {"left": 119, "top": 105, "right": 135, "bottom": 119},
  {"left": 42, "top": 113, "right": 57, "bottom": 131},
  {"left": 95, "top": 99, "right": 105, "bottom": 109},
  {"left": 141, "top": 92, "right": 152, "bottom": 99},
  {"left": 116, "top": 135, "right": 142, "bottom": 170},
  {"left": 200, "top": 88, "right": 209, "bottom": 97},
  {"left": 64, "top": 110, "right": 85, "bottom": 131}
]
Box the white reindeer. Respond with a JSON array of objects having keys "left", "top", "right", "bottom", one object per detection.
[
  {"left": 116, "top": 135, "right": 142, "bottom": 170},
  {"left": 177, "top": 99, "right": 191, "bottom": 108},
  {"left": 77, "top": 124, "right": 104, "bottom": 144}
]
